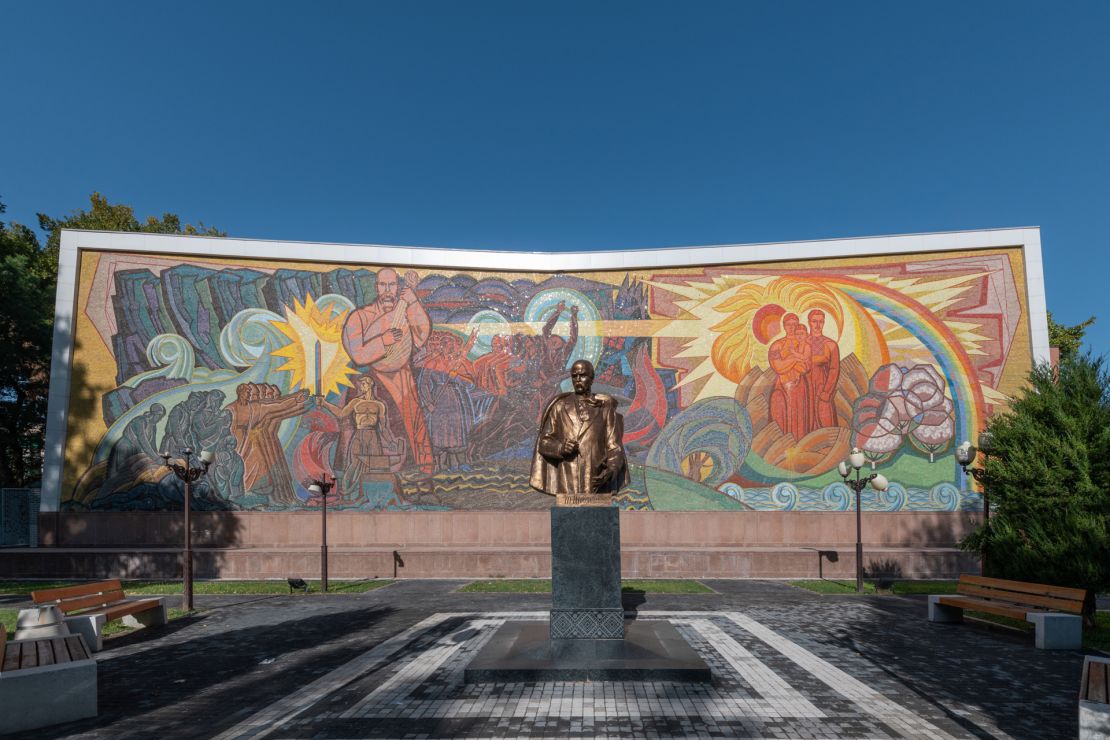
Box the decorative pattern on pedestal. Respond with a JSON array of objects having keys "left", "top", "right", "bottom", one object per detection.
[{"left": 550, "top": 608, "right": 625, "bottom": 639}]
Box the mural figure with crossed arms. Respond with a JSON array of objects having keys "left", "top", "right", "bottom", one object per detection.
[{"left": 341, "top": 268, "right": 434, "bottom": 474}]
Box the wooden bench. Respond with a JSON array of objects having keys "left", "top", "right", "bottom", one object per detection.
[
  {"left": 1080, "top": 655, "right": 1110, "bottom": 738},
  {"left": 1, "top": 628, "right": 98, "bottom": 733},
  {"left": 32, "top": 579, "right": 167, "bottom": 652},
  {"left": 928, "top": 574, "right": 1090, "bottom": 649}
]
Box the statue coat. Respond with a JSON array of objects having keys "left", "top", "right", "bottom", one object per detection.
[{"left": 530, "top": 392, "right": 629, "bottom": 496}]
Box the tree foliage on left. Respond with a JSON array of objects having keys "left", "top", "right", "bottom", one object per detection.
[{"left": 0, "top": 193, "right": 223, "bottom": 487}]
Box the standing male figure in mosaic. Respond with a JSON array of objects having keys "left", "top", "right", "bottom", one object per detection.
[
  {"left": 806, "top": 308, "right": 841, "bottom": 429},
  {"left": 342, "top": 268, "right": 434, "bottom": 474}
]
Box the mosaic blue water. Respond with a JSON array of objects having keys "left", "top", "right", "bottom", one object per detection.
[{"left": 718, "top": 481, "right": 983, "bottom": 512}]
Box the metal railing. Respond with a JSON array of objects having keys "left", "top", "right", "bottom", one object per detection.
[{"left": 0, "top": 488, "right": 39, "bottom": 547}]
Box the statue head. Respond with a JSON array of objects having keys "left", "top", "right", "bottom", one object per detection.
[{"left": 570, "top": 359, "right": 594, "bottom": 396}]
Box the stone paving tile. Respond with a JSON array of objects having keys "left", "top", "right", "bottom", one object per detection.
[{"left": 5, "top": 579, "right": 1096, "bottom": 739}]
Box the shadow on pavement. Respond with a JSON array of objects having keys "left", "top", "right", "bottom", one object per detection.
[{"left": 28, "top": 604, "right": 397, "bottom": 740}]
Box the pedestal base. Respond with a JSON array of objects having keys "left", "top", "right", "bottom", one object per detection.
[{"left": 464, "top": 620, "right": 712, "bottom": 683}]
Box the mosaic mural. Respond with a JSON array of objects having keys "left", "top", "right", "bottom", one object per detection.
[{"left": 61, "top": 248, "right": 1032, "bottom": 512}]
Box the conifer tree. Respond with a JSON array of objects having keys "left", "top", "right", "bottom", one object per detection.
[{"left": 964, "top": 355, "right": 1110, "bottom": 614}]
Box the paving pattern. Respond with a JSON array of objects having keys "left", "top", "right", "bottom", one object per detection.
[
  {"left": 217, "top": 610, "right": 969, "bottom": 739},
  {"left": 9, "top": 580, "right": 1096, "bottom": 739}
]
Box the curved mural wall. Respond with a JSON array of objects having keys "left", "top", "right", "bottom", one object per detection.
[{"left": 57, "top": 240, "right": 1037, "bottom": 514}]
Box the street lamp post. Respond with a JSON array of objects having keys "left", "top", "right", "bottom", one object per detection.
[
  {"left": 161, "top": 447, "right": 212, "bottom": 612},
  {"left": 837, "top": 447, "right": 890, "bottom": 593},
  {"left": 956, "top": 431, "right": 993, "bottom": 574},
  {"left": 307, "top": 476, "right": 336, "bottom": 593}
]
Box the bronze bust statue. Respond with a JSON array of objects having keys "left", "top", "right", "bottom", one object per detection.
[{"left": 530, "top": 359, "right": 629, "bottom": 506}]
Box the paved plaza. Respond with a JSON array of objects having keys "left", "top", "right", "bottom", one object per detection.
[{"left": 1, "top": 580, "right": 1097, "bottom": 739}]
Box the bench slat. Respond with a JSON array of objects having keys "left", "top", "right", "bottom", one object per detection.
[
  {"left": 65, "top": 635, "right": 90, "bottom": 662},
  {"left": 48, "top": 591, "right": 128, "bottom": 615},
  {"left": 35, "top": 639, "right": 54, "bottom": 667},
  {"left": 1087, "top": 661, "right": 1109, "bottom": 704},
  {"left": 31, "top": 579, "right": 123, "bottom": 604},
  {"left": 937, "top": 595, "right": 1032, "bottom": 621},
  {"left": 959, "top": 574, "right": 1088, "bottom": 603},
  {"left": 2, "top": 643, "right": 17, "bottom": 672},
  {"left": 955, "top": 583, "right": 1085, "bottom": 614},
  {"left": 51, "top": 636, "right": 72, "bottom": 664},
  {"left": 18, "top": 641, "right": 37, "bottom": 669},
  {"left": 101, "top": 599, "right": 161, "bottom": 622},
  {"left": 0, "top": 635, "right": 89, "bottom": 674},
  {"left": 75, "top": 598, "right": 162, "bottom": 624}
]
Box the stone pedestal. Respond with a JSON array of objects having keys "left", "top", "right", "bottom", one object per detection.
[
  {"left": 463, "top": 505, "right": 712, "bottom": 683},
  {"left": 550, "top": 506, "right": 623, "bottom": 639}
]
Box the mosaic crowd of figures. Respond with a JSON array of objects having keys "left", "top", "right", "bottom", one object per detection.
[{"left": 63, "top": 249, "right": 1028, "bottom": 511}]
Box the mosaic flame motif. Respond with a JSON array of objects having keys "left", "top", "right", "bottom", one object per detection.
[{"left": 60, "top": 247, "right": 1030, "bottom": 512}]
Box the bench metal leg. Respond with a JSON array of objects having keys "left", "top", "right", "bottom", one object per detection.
[
  {"left": 1027, "top": 612, "right": 1082, "bottom": 650},
  {"left": 928, "top": 596, "right": 963, "bottom": 623},
  {"left": 121, "top": 600, "right": 168, "bottom": 630},
  {"left": 64, "top": 614, "right": 106, "bottom": 653},
  {"left": 14, "top": 606, "right": 69, "bottom": 640}
]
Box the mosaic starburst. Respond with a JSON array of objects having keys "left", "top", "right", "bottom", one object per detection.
[{"left": 270, "top": 294, "right": 359, "bottom": 397}]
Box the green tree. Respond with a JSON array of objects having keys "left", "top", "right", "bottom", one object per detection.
[
  {"left": 1048, "top": 311, "right": 1095, "bottom": 363},
  {"left": 37, "top": 192, "right": 223, "bottom": 265},
  {"left": 0, "top": 200, "right": 55, "bottom": 486},
  {"left": 964, "top": 355, "right": 1110, "bottom": 614},
  {"left": 0, "top": 193, "right": 223, "bottom": 487}
]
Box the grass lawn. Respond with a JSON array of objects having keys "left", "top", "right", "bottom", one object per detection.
[
  {"left": 965, "top": 609, "right": 1110, "bottom": 653},
  {"left": 1087, "top": 611, "right": 1110, "bottom": 653},
  {"left": 1, "top": 605, "right": 183, "bottom": 639},
  {"left": 788, "top": 579, "right": 879, "bottom": 594},
  {"left": 890, "top": 580, "right": 959, "bottom": 595},
  {"left": 458, "top": 579, "right": 713, "bottom": 594},
  {"left": 0, "top": 579, "right": 392, "bottom": 597},
  {"left": 101, "top": 607, "right": 192, "bottom": 637},
  {"left": 789, "top": 579, "right": 959, "bottom": 596}
]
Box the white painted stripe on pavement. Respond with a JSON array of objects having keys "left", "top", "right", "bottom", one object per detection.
[
  {"left": 723, "top": 611, "right": 957, "bottom": 740},
  {"left": 213, "top": 613, "right": 457, "bottom": 740},
  {"left": 681, "top": 618, "right": 824, "bottom": 718},
  {"left": 341, "top": 619, "right": 501, "bottom": 718}
]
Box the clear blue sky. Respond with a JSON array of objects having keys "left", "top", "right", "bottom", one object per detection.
[{"left": 3, "top": 1, "right": 1108, "bottom": 351}]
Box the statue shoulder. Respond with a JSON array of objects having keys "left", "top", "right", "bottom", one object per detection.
[
  {"left": 541, "top": 391, "right": 575, "bottom": 416},
  {"left": 593, "top": 393, "right": 618, "bottom": 409}
]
